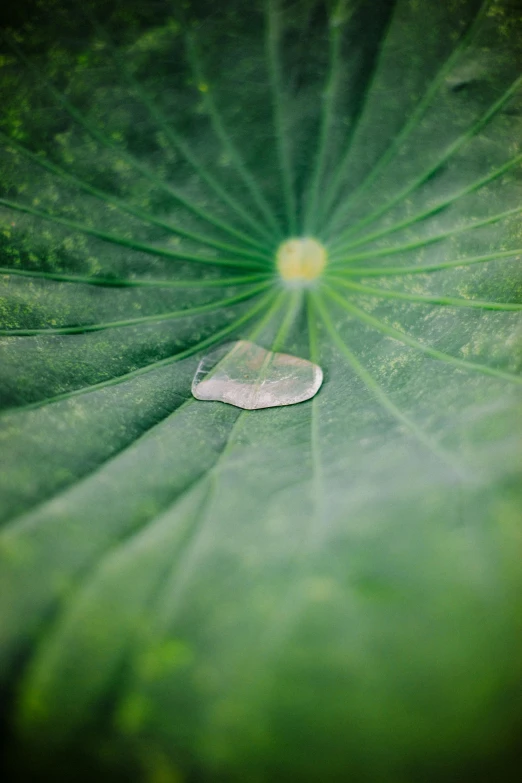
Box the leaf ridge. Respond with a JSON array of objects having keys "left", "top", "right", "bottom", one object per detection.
[
  {"left": 2, "top": 33, "right": 270, "bottom": 252},
  {"left": 85, "top": 11, "right": 277, "bottom": 245},
  {"left": 328, "top": 247, "right": 522, "bottom": 277},
  {"left": 312, "top": 290, "right": 467, "bottom": 475},
  {"left": 0, "top": 267, "right": 272, "bottom": 288},
  {"left": 328, "top": 276, "right": 522, "bottom": 311},
  {"left": 319, "top": 0, "right": 493, "bottom": 227},
  {"left": 329, "top": 205, "right": 522, "bottom": 263},
  {"left": 185, "top": 29, "right": 283, "bottom": 236},
  {"left": 0, "top": 132, "right": 272, "bottom": 261},
  {"left": 266, "top": 0, "right": 298, "bottom": 235},
  {"left": 0, "top": 283, "right": 271, "bottom": 336},
  {"left": 325, "top": 285, "right": 522, "bottom": 384},
  {"left": 0, "top": 198, "right": 269, "bottom": 271},
  {"left": 0, "top": 291, "right": 277, "bottom": 416},
  {"left": 328, "top": 151, "right": 522, "bottom": 253}
]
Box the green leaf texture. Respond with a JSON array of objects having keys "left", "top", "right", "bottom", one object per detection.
[{"left": 1, "top": 0, "right": 521, "bottom": 780}]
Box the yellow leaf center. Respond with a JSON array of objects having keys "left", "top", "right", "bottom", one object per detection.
[{"left": 276, "top": 237, "right": 327, "bottom": 283}]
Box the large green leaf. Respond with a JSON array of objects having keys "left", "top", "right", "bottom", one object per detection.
[{"left": 1, "top": 0, "right": 521, "bottom": 780}]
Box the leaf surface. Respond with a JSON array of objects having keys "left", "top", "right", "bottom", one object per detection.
[{"left": 1, "top": 1, "right": 521, "bottom": 780}]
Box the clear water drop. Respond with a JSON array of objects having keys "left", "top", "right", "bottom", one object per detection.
[{"left": 192, "top": 340, "right": 323, "bottom": 410}]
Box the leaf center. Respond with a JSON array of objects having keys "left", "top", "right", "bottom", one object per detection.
[{"left": 276, "top": 237, "right": 327, "bottom": 283}]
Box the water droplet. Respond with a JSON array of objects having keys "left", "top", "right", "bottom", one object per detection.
[{"left": 192, "top": 340, "right": 323, "bottom": 410}]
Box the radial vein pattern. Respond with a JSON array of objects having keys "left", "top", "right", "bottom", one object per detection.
[{"left": 0, "top": 1, "right": 522, "bottom": 774}]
